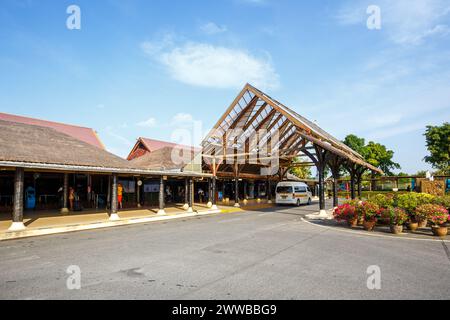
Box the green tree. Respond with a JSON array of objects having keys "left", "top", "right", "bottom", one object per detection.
[
  {"left": 342, "top": 134, "right": 401, "bottom": 176},
  {"left": 363, "top": 141, "right": 401, "bottom": 175},
  {"left": 289, "top": 157, "right": 312, "bottom": 179},
  {"left": 424, "top": 123, "right": 450, "bottom": 175},
  {"left": 343, "top": 134, "right": 366, "bottom": 155}
]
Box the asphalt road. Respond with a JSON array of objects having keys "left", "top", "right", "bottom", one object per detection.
[{"left": 0, "top": 201, "right": 449, "bottom": 300}]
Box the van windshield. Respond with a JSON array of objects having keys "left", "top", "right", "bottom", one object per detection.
[{"left": 277, "top": 186, "right": 293, "bottom": 193}]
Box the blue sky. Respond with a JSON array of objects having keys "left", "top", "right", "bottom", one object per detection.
[{"left": 1, "top": 0, "right": 449, "bottom": 174}]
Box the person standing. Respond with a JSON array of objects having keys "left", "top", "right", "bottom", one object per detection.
[
  {"left": 69, "top": 187, "right": 75, "bottom": 211},
  {"left": 117, "top": 183, "right": 123, "bottom": 209}
]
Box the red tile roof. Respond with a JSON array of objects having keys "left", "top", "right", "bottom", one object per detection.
[
  {"left": 140, "top": 137, "right": 199, "bottom": 153},
  {"left": 0, "top": 112, "right": 105, "bottom": 150},
  {"left": 127, "top": 137, "right": 200, "bottom": 161}
]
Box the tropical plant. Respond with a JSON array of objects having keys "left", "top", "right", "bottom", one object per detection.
[{"left": 416, "top": 204, "right": 449, "bottom": 226}]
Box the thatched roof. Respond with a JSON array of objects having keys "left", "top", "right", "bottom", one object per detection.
[
  {"left": 0, "top": 120, "right": 131, "bottom": 169},
  {"left": 129, "top": 146, "right": 196, "bottom": 171}
]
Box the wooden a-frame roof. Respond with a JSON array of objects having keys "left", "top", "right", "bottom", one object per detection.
[{"left": 201, "top": 83, "right": 382, "bottom": 174}]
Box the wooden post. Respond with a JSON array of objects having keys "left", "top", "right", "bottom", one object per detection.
[
  {"left": 188, "top": 178, "right": 194, "bottom": 212},
  {"left": 9, "top": 167, "right": 26, "bottom": 231},
  {"left": 110, "top": 174, "right": 119, "bottom": 220},
  {"left": 234, "top": 178, "right": 240, "bottom": 207},
  {"left": 183, "top": 178, "right": 189, "bottom": 210},
  {"left": 350, "top": 174, "right": 356, "bottom": 200},
  {"left": 61, "top": 173, "right": 69, "bottom": 213},
  {"left": 136, "top": 177, "right": 141, "bottom": 208},
  {"left": 207, "top": 178, "right": 213, "bottom": 208},
  {"left": 318, "top": 166, "right": 326, "bottom": 210},
  {"left": 211, "top": 175, "right": 218, "bottom": 210},
  {"left": 157, "top": 176, "right": 166, "bottom": 215},
  {"left": 267, "top": 179, "right": 272, "bottom": 203}
]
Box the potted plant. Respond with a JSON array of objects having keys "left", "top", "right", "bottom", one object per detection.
[
  {"left": 333, "top": 202, "right": 357, "bottom": 227},
  {"left": 389, "top": 207, "right": 408, "bottom": 235},
  {"left": 371, "top": 194, "right": 394, "bottom": 225},
  {"left": 397, "top": 193, "right": 434, "bottom": 228},
  {"left": 417, "top": 204, "right": 449, "bottom": 237},
  {"left": 358, "top": 201, "right": 380, "bottom": 231},
  {"left": 377, "top": 207, "right": 391, "bottom": 225}
]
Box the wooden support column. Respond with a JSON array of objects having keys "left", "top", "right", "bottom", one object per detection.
[
  {"left": 188, "top": 178, "right": 194, "bottom": 213},
  {"left": 136, "top": 177, "right": 141, "bottom": 208},
  {"left": 233, "top": 164, "right": 240, "bottom": 208},
  {"left": 211, "top": 157, "right": 219, "bottom": 210},
  {"left": 157, "top": 176, "right": 166, "bottom": 215},
  {"left": 328, "top": 155, "right": 344, "bottom": 208},
  {"left": 211, "top": 176, "right": 218, "bottom": 210},
  {"left": 107, "top": 175, "right": 111, "bottom": 210},
  {"left": 110, "top": 174, "right": 119, "bottom": 220},
  {"left": 9, "top": 167, "right": 26, "bottom": 231},
  {"left": 356, "top": 174, "right": 363, "bottom": 198},
  {"left": 318, "top": 166, "right": 326, "bottom": 210},
  {"left": 267, "top": 178, "right": 272, "bottom": 204},
  {"left": 303, "top": 145, "right": 328, "bottom": 215},
  {"left": 61, "top": 173, "right": 69, "bottom": 213},
  {"left": 350, "top": 173, "right": 356, "bottom": 200},
  {"left": 207, "top": 178, "right": 213, "bottom": 208},
  {"left": 183, "top": 178, "right": 189, "bottom": 210}
]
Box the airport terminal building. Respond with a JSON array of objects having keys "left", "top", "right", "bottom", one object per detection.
[{"left": 0, "top": 84, "right": 379, "bottom": 232}]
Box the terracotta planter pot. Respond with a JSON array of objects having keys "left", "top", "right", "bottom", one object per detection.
[
  {"left": 418, "top": 219, "right": 428, "bottom": 228},
  {"left": 431, "top": 226, "right": 448, "bottom": 237},
  {"left": 390, "top": 225, "right": 403, "bottom": 235},
  {"left": 347, "top": 218, "right": 358, "bottom": 228},
  {"left": 407, "top": 222, "right": 419, "bottom": 232},
  {"left": 363, "top": 220, "right": 376, "bottom": 231}
]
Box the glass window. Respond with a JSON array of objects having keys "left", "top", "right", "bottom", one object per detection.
[{"left": 276, "top": 186, "right": 293, "bottom": 193}]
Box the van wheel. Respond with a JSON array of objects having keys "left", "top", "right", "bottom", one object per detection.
[
  {"left": 296, "top": 199, "right": 301, "bottom": 207},
  {"left": 307, "top": 198, "right": 312, "bottom": 205}
]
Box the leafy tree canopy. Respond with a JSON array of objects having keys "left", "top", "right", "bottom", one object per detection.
[
  {"left": 343, "top": 134, "right": 365, "bottom": 155},
  {"left": 343, "top": 135, "right": 401, "bottom": 176},
  {"left": 289, "top": 157, "right": 312, "bottom": 179},
  {"left": 424, "top": 122, "right": 450, "bottom": 175}
]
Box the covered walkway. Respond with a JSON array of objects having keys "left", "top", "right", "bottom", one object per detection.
[{"left": 201, "top": 84, "right": 383, "bottom": 215}]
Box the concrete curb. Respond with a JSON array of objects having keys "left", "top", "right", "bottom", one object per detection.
[{"left": 0, "top": 209, "right": 223, "bottom": 241}]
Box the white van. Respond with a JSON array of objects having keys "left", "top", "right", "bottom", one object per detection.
[{"left": 275, "top": 181, "right": 312, "bottom": 206}]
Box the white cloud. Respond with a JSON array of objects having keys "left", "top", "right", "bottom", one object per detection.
[
  {"left": 171, "top": 113, "right": 194, "bottom": 124},
  {"left": 141, "top": 38, "right": 279, "bottom": 90},
  {"left": 137, "top": 117, "right": 157, "bottom": 128},
  {"left": 336, "top": 0, "right": 450, "bottom": 45},
  {"left": 200, "top": 22, "right": 227, "bottom": 35}
]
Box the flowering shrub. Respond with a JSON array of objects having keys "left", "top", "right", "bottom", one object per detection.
[
  {"left": 416, "top": 204, "right": 449, "bottom": 226},
  {"left": 333, "top": 203, "right": 356, "bottom": 222},
  {"left": 432, "top": 195, "right": 450, "bottom": 211},
  {"left": 356, "top": 201, "right": 380, "bottom": 222},
  {"left": 371, "top": 194, "right": 394, "bottom": 209},
  {"left": 377, "top": 207, "right": 392, "bottom": 224},
  {"left": 388, "top": 207, "right": 408, "bottom": 226},
  {"left": 397, "top": 193, "right": 435, "bottom": 216}
]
